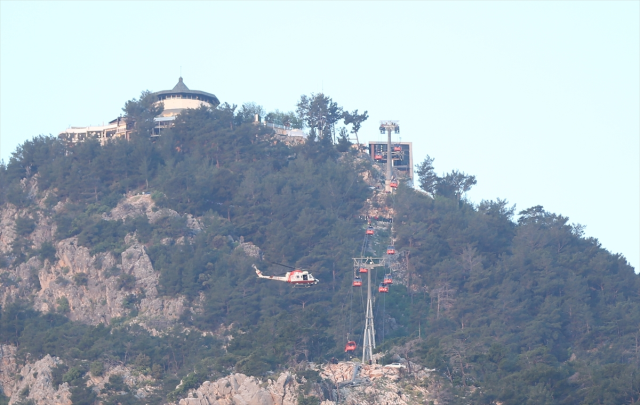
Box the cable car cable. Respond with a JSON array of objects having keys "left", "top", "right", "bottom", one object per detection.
[
  {"left": 341, "top": 281, "right": 351, "bottom": 348},
  {"left": 382, "top": 288, "right": 387, "bottom": 344}
]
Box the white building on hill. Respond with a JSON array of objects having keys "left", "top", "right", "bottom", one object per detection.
[{"left": 58, "top": 77, "right": 219, "bottom": 144}]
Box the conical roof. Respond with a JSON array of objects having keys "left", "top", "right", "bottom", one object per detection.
[
  {"left": 172, "top": 77, "right": 190, "bottom": 92},
  {"left": 153, "top": 77, "right": 219, "bottom": 107}
]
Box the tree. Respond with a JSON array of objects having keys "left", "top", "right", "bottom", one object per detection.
[
  {"left": 296, "top": 93, "right": 343, "bottom": 143},
  {"left": 336, "top": 127, "right": 351, "bottom": 152},
  {"left": 343, "top": 110, "right": 369, "bottom": 149},
  {"left": 460, "top": 245, "right": 482, "bottom": 275},
  {"left": 122, "top": 90, "right": 164, "bottom": 138},
  {"left": 443, "top": 338, "right": 477, "bottom": 389},
  {"left": 436, "top": 170, "right": 477, "bottom": 201},
  {"left": 265, "top": 110, "right": 303, "bottom": 129},
  {"left": 235, "top": 102, "right": 265, "bottom": 126},
  {"left": 432, "top": 282, "right": 455, "bottom": 320},
  {"left": 415, "top": 155, "right": 438, "bottom": 195}
]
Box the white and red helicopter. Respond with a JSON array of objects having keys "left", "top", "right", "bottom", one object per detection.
[{"left": 252, "top": 263, "right": 319, "bottom": 287}]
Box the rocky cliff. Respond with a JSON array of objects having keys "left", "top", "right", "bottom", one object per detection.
[
  {"left": 0, "top": 194, "right": 195, "bottom": 329},
  {"left": 0, "top": 187, "right": 440, "bottom": 405},
  {"left": 178, "top": 359, "right": 441, "bottom": 405}
]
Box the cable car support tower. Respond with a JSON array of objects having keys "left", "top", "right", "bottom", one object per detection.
[
  {"left": 379, "top": 120, "right": 400, "bottom": 192},
  {"left": 353, "top": 257, "right": 386, "bottom": 364}
]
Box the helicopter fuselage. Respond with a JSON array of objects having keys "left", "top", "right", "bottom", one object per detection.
[{"left": 253, "top": 265, "right": 319, "bottom": 286}]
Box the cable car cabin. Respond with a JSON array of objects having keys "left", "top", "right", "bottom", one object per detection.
[
  {"left": 387, "top": 246, "right": 396, "bottom": 255},
  {"left": 352, "top": 276, "right": 362, "bottom": 287},
  {"left": 393, "top": 146, "right": 402, "bottom": 152},
  {"left": 390, "top": 180, "right": 398, "bottom": 188},
  {"left": 383, "top": 274, "right": 393, "bottom": 285},
  {"left": 359, "top": 267, "right": 368, "bottom": 273},
  {"left": 374, "top": 154, "right": 383, "bottom": 160},
  {"left": 366, "top": 227, "right": 374, "bottom": 236},
  {"left": 345, "top": 341, "right": 357, "bottom": 352},
  {"left": 378, "top": 283, "right": 389, "bottom": 293}
]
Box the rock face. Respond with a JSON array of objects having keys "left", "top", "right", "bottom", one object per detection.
[
  {"left": 179, "top": 360, "right": 439, "bottom": 405},
  {"left": 87, "top": 363, "right": 157, "bottom": 399},
  {"left": 237, "top": 242, "right": 262, "bottom": 259},
  {"left": 0, "top": 345, "right": 19, "bottom": 398},
  {"left": 7, "top": 354, "right": 71, "bottom": 405},
  {"left": 103, "top": 194, "right": 202, "bottom": 232},
  {"left": 0, "top": 205, "right": 18, "bottom": 255},
  {"left": 0, "top": 195, "right": 187, "bottom": 329},
  {"left": 32, "top": 235, "right": 185, "bottom": 328},
  {"left": 179, "top": 372, "right": 300, "bottom": 405}
]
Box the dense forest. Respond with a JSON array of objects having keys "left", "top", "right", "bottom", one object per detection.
[{"left": 0, "top": 91, "right": 638, "bottom": 405}]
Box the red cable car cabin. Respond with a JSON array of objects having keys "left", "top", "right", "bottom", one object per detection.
[
  {"left": 366, "top": 227, "right": 374, "bottom": 235},
  {"left": 359, "top": 267, "right": 368, "bottom": 273},
  {"left": 345, "top": 341, "right": 357, "bottom": 352},
  {"left": 352, "top": 276, "right": 362, "bottom": 287},
  {"left": 378, "top": 283, "right": 389, "bottom": 293},
  {"left": 390, "top": 180, "right": 398, "bottom": 188},
  {"left": 374, "top": 154, "right": 383, "bottom": 160},
  {"left": 387, "top": 246, "right": 396, "bottom": 255},
  {"left": 383, "top": 274, "right": 393, "bottom": 284},
  {"left": 393, "top": 146, "right": 402, "bottom": 152}
]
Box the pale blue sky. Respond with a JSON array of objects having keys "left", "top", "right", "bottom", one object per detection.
[{"left": 1, "top": 1, "right": 638, "bottom": 270}]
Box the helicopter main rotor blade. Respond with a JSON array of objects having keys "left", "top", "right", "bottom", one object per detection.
[{"left": 264, "top": 259, "right": 298, "bottom": 270}]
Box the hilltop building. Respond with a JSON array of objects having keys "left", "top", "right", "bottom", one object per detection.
[
  {"left": 152, "top": 77, "right": 219, "bottom": 135},
  {"left": 58, "top": 77, "right": 219, "bottom": 144}
]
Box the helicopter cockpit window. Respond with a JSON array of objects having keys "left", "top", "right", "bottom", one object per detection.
[{"left": 303, "top": 275, "right": 308, "bottom": 280}]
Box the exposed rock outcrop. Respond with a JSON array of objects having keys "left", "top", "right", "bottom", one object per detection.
[
  {"left": 0, "top": 230, "right": 185, "bottom": 329},
  {"left": 179, "top": 372, "right": 300, "bottom": 405},
  {"left": 179, "top": 360, "right": 439, "bottom": 405},
  {"left": 102, "top": 194, "right": 202, "bottom": 233},
  {"left": 7, "top": 354, "right": 71, "bottom": 405},
  {"left": 0, "top": 205, "right": 18, "bottom": 255},
  {"left": 237, "top": 241, "right": 262, "bottom": 259},
  {"left": 0, "top": 345, "right": 18, "bottom": 398},
  {"left": 87, "top": 363, "right": 157, "bottom": 399}
]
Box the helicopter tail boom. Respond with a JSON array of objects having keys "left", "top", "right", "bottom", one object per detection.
[{"left": 252, "top": 265, "right": 288, "bottom": 282}]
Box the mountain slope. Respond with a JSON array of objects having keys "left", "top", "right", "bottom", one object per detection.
[{"left": 0, "top": 101, "right": 638, "bottom": 405}]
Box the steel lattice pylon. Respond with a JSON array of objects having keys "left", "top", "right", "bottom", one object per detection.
[{"left": 353, "top": 257, "right": 385, "bottom": 364}]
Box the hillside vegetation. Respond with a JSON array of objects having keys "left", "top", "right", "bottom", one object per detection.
[{"left": 0, "top": 93, "right": 638, "bottom": 405}]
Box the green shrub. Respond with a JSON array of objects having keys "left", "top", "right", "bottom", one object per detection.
[
  {"left": 90, "top": 361, "right": 104, "bottom": 377},
  {"left": 62, "top": 367, "right": 83, "bottom": 384},
  {"left": 117, "top": 274, "right": 136, "bottom": 290},
  {"left": 37, "top": 242, "right": 57, "bottom": 263},
  {"left": 73, "top": 273, "right": 88, "bottom": 286},
  {"left": 56, "top": 296, "right": 70, "bottom": 313},
  {"left": 134, "top": 354, "right": 151, "bottom": 369},
  {"left": 70, "top": 385, "right": 97, "bottom": 405},
  {"left": 28, "top": 268, "right": 41, "bottom": 291},
  {"left": 234, "top": 354, "right": 271, "bottom": 377},
  {"left": 104, "top": 374, "right": 126, "bottom": 393},
  {"left": 14, "top": 216, "right": 36, "bottom": 236},
  {"left": 122, "top": 294, "right": 139, "bottom": 310},
  {"left": 55, "top": 276, "right": 69, "bottom": 287},
  {"left": 151, "top": 364, "right": 164, "bottom": 379},
  {"left": 104, "top": 266, "right": 120, "bottom": 278},
  {"left": 51, "top": 365, "right": 67, "bottom": 389}
]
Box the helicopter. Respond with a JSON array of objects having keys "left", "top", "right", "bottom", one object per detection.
[{"left": 252, "top": 263, "right": 319, "bottom": 287}]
